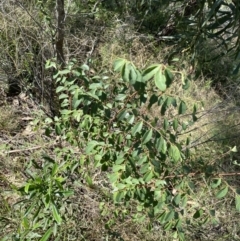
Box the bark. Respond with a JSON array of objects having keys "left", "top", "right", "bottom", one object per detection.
[{"left": 56, "top": 0, "right": 65, "bottom": 67}]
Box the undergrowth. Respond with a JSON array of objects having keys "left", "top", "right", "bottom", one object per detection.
[{"left": 1, "top": 12, "right": 240, "bottom": 241}]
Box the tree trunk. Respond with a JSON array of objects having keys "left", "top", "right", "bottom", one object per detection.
[{"left": 56, "top": 0, "right": 65, "bottom": 67}]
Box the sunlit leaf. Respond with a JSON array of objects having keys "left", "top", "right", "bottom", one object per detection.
[
  {"left": 115, "top": 94, "right": 127, "bottom": 101},
  {"left": 140, "top": 163, "right": 150, "bottom": 174},
  {"left": 137, "top": 156, "right": 148, "bottom": 165},
  {"left": 142, "top": 64, "right": 159, "bottom": 82},
  {"left": 155, "top": 136, "right": 167, "bottom": 154},
  {"left": 52, "top": 204, "right": 62, "bottom": 224},
  {"left": 231, "top": 146, "right": 237, "bottom": 152},
  {"left": 173, "top": 194, "right": 181, "bottom": 206},
  {"left": 117, "top": 109, "right": 128, "bottom": 121},
  {"left": 114, "top": 191, "right": 125, "bottom": 202},
  {"left": 129, "top": 66, "right": 137, "bottom": 84},
  {"left": 56, "top": 86, "right": 66, "bottom": 93},
  {"left": 216, "top": 186, "right": 228, "bottom": 199},
  {"left": 155, "top": 68, "right": 167, "bottom": 91},
  {"left": 143, "top": 171, "right": 153, "bottom": 182},
  {"left": 165, "top": 210, "right": 175, "bottom": 222},
  {"left": 169, "top": 145, "right": 181, "bottom": 162},
  {"left": 211, "top": 178, "right": 221, "bottom": 189},
  {"left": 108, "top": 173, "right": 119, "bottom": 184},
  {"left": 113, "top": 58, "right": 126, "bottom": 72},
  {"left": 142, "top": 129, "right": 153, "bottom": 144},
  {"left": 235, "top": 195, "right": 240, "bottom": 212},
  {"left": 122, "top": 62, "right": 131, "bottom": 82},
  {"left": 131, "top": 121, "right": 143, "bottom": 136},
  {"left": 39, "top": 227, "right": 53, "bottom": 241},
  {"left": 182, "top": 78, "right": 190, "bottom": 90}
]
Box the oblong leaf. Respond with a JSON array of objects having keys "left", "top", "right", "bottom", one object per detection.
[
  {"left": 142, "top": 64, "right": 159, "bottom": 82},
  {"left": 39, "top": 227, "right": 53, "bottom": 241},
  {"left": 129, "top": 66, "right": 137, "bottom": 84},
  {"left": 131, "top": 121, "right": 143, "bottom": 136},
  {"left": 155, "top": 68, "right": 167, "bottom": 91},
  {"left": 216, "top": 186, "right": 228, "bottom": 199},
  {"left": 164, "top": 68, "right": 174, "bottom": 87},
  {"left": 122, "top": 62, "right": 131, "bottom": 82},
  {"left": 113, "top": 58, "right": 126, "bottom": 72},
  {"left": 143, "top": 170, "right": 154, "bottom": 182},
  {"left": 169, "top": 145, "right": 181, "bottom": 162},
  {"left": 178, "top": 101, "right": 187, "bottom": 114},
  {"left": 142, "top": 129, "right": 153, "bottom": 144},
  {"left": 235, "top": 194, "right": 240, "bottom": 212},
  {"left": 52, "top": 204, "right": 62, "bottom": 224}
]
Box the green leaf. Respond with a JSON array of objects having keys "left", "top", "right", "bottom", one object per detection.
[
  {"left": 112, "top": 165, "right": 125, "bottom": 172},
  {"left": 165, "top": 210, "right": 175, "bottom": 222},
  {"left": 137, "top": 156, "right": 148, "bottom": 165},
  {"left": 143, "top": 171, "right": 153, "bottom": 182},
  {"left": 142, "top": 129, "right": 153, "bottom": 144},
  {"left": 211, "top": 178, "right": 221, "bottom": 189},
  {"left": 52, "top": 204, "right": 62, "bottom": 224},
  {"left": 181, "top": 195, "right": 188, "bottom": 207},
  {"left": 182, "top": 78, "right": 190, "bottom": 90},
  {"left": 72, "top": 99, "right": 82, "bottom": 110},
  {"left": 178, "top": 101, "right": 187, "bottom": 114},
  {"left": 178, "top": 231, "right": 185, "bottom": 241},
  {"left": 131, "top": 121, "right": 143, "bottom": 136},
  {"left": 161, "top": 97, "right": 173, "bottom": 115},
  {"left": 81, "top": 64, "right": 90, "bottom": 71},
  {"left": 116, "top": 155, "right": 125, "bottom": 165},
  {"left": 155, "top": 136, "right": 167, "bottom": 154},
  {"left": 164, "top": 221, "right": 172, "bottom": 231},
  {"left": 117, "top": 109, "right": 128, "bottom": 121},
  {"left": 216, "top": 186, "right": 228, "bottom": 199},
  {"left": 142, "top": 64, "right": 159, "bottom": 82},
  {"left": 56, "top": 86, "right": 66, "bottom": 93},
  {"left": 129, "top": 66, "right": 137, "bottom": 84},
  {"left": 231, "top": 146, "right": 237, "bottom": 152},
  {"left": 140, "top": 163, "right": 150, "bottom": 174},
  {"left": 169, "top": 145, "right": 181, "bottom": 162},
  {"left": 193, "top": 209, "right": 203, "bottom": 219},
  {"left": 89, "top": 83, "right": 102, "bottom": 89},
  {"left": 173, "top": 119, "right": 178, "bottom": 131},
  {"left": 39, "top": 227, "right": 53, "bottom": 241},
  {"left": 59, "top": 69, "right": 71, "bottom": 75},
  {"left": 155, "top": 68, "right": 167, "bottom": 91},
  {"left": 55, "top": 124, "right": 61, "bottom": 135},
  {"left": 108, "top": 173, "right": 119, "bottom": 184},
  {"left": 115, "top": 94, "right": 127, "bottom": 101},
  {"left": 114, "top": 191, "right": 125, "bottom": 203},
  {"left": 135, "top": 69, "right": 143, "bottom": 82},
  {"left": 173, "top": 194, "right": 181, "bottom": 206},
  {"left": 148, "top": 94, "right": 158, "bottom": 109},
  {"left": 163, "top": 118, "right": 169, "bottom": 130},
  {"left": 127, "top": 115, "right": 135, "bottom": 124},
  {"left": 235, "top": 195, "right": 240, "bottom": 212},
  {"left": 86, "top": 175, "right": 93, "bottom": 187},
  {"left": 113, "top": 58, "right": 126, "bottom": 72},
  {"left": 85, "top": 141, "right": 98, "bottom": 154},
  {"left": 122, "top": 62, "right": 131, "bottom": 82},
  {"left": 164, "top": 68, "right": 174, "bottom": 87},
  {"left": 58, "top": 93, "right": 69, "bottom": 100}
]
